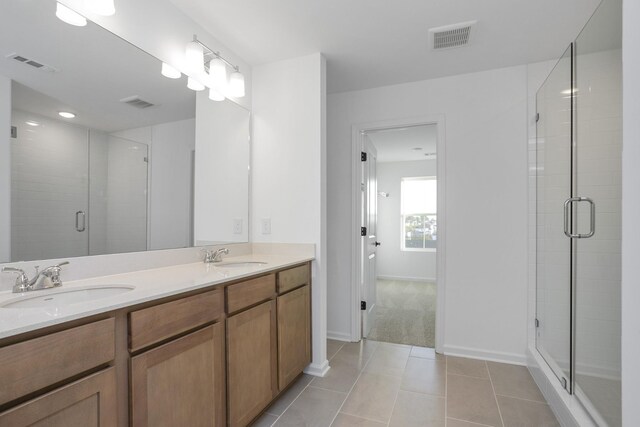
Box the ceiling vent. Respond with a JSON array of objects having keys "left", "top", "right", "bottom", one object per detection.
[
  {"left": 120, "top": 96, "right": 155, "bottom": 109},
  {"left": 5, "top": 53, "right": 59, "bottom": 72},
  {"left": 429, "top": 21, "right": 476, "bottom": 50}
]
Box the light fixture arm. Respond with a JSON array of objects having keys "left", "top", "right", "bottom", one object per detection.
[{"left": 193, "top": 35, "right": 240, "bottom": 73}]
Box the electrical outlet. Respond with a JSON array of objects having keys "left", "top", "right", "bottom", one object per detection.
[
  {"left": 233, "top": 218, "right": 243, "bottom": 234},
  {"left": 261, "top": 218, "right": 271, "bottom": 235}
]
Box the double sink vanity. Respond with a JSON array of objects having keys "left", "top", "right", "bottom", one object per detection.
[{"left": 0, "top": 251, "right": 313, "bottom": 426}]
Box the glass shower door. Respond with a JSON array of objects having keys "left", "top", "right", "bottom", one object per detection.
[
  {"left": 535, "top": 45, "right": 573, "bottom": 390},
  {"left": 573, "top": 0, "right": 622, "bottom": 424}
]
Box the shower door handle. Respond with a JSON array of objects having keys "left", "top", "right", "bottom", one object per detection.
[
  {"left": 75, "top": 211, "right": 86, "bottom": 232},
  {"left": 563, "top": 197, "right": 595, "bottom": 238}
]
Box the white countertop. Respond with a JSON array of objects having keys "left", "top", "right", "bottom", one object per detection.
[{"left": 0, "top": 253, "right": 313, "bottom": 340}]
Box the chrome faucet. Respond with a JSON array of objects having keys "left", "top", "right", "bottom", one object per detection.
[
  {"left": 2, "top": 261, "right": 69, "bottom": 293},
  {"left": 201, "top": 248, "right": 229, "bottom": 263}
]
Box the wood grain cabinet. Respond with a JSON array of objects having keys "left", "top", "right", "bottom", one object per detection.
[
  {"left": 0, "top": 368, "right": 117, "bottom": 427},
  {"left": 277, "top": 284, "right": 311, "bottom": 390},
  {"left": 226, "top": 300, "right": 277, "bottom": 427},
  {"left": 130, "top": 323, "right": 226, "bottom": 427}
]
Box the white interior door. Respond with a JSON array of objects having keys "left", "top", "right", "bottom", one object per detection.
[{"left": 361, "top": 135, "right": 378, "bottom": 338}]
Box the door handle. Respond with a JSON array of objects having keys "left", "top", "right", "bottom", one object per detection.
[
  {"left": 374, "top": 241, "right": 381, "bottom": 246},
  {"left": 563, "top": 197, "right": 595, "bottom": 239},
  {"left": 75, "top": 211, "right": 86, "bottom": 232}
]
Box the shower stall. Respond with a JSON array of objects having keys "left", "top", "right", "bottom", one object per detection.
[{"left": 535, "top": 0, "right": 622, "bottom": 425}]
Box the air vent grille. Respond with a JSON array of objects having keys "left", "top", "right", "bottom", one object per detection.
[
  {"left": 120, "top": 96, "right": 155, "bottom": 109},
  {"left": 429, "top": 21, "right": 476, "bottom": 50},
  {"left": 5, "top": 53, "right": 59, "bottom": 72}
]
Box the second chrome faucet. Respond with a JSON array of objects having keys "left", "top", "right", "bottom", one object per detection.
[
  {"left": 2, "top": 261, "right": 70, "bottom": 293},
  {"left": 201, "top": 248, "right": 229, "bottom": 263}
]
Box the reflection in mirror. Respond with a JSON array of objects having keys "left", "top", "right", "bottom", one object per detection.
[{"left": 0, "top": 0, "right": 250, "bottom": 263}]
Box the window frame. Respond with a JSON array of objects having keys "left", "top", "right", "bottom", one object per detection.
[{"left": 400, "top": 176, "right": 437, "bottom": 253}]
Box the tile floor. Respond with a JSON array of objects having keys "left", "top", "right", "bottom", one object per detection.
[{"left": 254, "top": 339, "right": 560, "bottom": 427}]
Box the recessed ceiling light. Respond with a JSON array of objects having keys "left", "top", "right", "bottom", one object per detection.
[
  {"left": 25, "top": 121, "right": 40, "bottom": 127},
  {"left": 58, "top": 111, "right": 76, "bottom": 119}
]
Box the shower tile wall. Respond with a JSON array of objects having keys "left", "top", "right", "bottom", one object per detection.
[{"left": 10, "top": 109, "right": 89, "bottom": 261}]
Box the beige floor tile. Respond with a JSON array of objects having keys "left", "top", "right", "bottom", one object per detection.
[
  {"left": 253, "top": 413, "right": 278, "bottom": 427},
  {"left": 447, "top": 356, "right": 489, "bottom": 378},
  {"left": 274, "top": 386, "right": 347, "bottom": 427},
  {"left": 311, "top": 354, "right": 363, "bottom": 393},
  {"left": 336, "top": 340, "right": 379, "bottom": 363},
  {"left": 410, "top": 346, "right": 445, "bottom": 361},
  {"left": 447, "top": 374, "right": 502, "bottom": 426},
  {"left": 331, "top": 413, "right": 386, "bottom": 426},
  {"left": 363, "top": 343, "right": 411, "bottom": 377},
  {"left": 446, "top": 418, "right": 492, "bottom": 427},
  {"left": 487, "top": 361, "right": 545, "bottom": 402},
  {"left": 388, "top": 390, "right": 445, "bottom": 427},
  {"left": 327, "top": 339, "right": 346, "bottom": 360},
  {"left": 266, "top": 374, "right": 313, "bottom": 416},
  {"left": 497, "top": 395, "right": 560, "bottom": 427},
  {"left": 340, "top": 372, "right": 402, "bottom": 423},
  {"left": 400, "top": 356, "right": 446, "bottom": 396}
]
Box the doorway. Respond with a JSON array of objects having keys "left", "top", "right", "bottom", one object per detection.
[{"left": 352, "top": 116, "right": 446, "bottom": 352}]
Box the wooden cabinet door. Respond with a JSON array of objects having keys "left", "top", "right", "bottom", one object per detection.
[
  {"left": 130, "top": 323, "right": 226, "bottom": 427},
  {"left": 277, "top": 284, "right": 311, "bottom": 389},
  {"left": 0, "top": 368, "right": 117, "bottom": 427},
  {"left": 226, "top": 300, "right": 277, "bottom": 427}
]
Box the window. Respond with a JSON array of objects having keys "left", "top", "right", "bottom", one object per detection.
[{"left": 401, "top": 177, "right": 437, "bottom": 251}]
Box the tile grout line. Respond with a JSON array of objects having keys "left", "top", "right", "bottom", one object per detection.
[
  {"left": 447, "top": 416, "right": 495, "bottom": 427},
  {"left": 327, "top": 341, "right": 379, "bottom": 426},
  {"left": 486, "top": 361, "right": 505, "bottom": 427},
  {"left": 385, "top": 351, "right": 410, "bottom": 427},
  {"left": 494, "top": 393, "right": 550, "bottom": 405}
]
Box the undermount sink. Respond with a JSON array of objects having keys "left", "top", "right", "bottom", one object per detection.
[
  {"left": 0, "top": 285, "right": 135, "bottom": 309},
  {"left": 214, "top": 261, "right": 267, "bottom": 268}
]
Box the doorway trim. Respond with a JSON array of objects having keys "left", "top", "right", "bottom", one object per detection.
[{"left": 350, "top": 115, "right": 446, "bottom": 353}]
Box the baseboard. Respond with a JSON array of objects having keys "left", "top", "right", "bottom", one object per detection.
[
  {"left": 327, "top": 331, "right": 353, "bottom": 342},
  {"left": 442, "top": 344, "right": 527, "bottom": 366},
  {"left": 304, "top": 360, "right": 330, "bottom": 377},
  {"left": 377, "top": 275, "right": 436, "bottom": 283}
]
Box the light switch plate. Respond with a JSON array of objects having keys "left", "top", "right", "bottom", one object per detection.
[
  {"left": 261, "top": 218, "right": 271, "bottom": 235},
  {"left": 233, "top": 218, "right": 243, "bottom": 234}
]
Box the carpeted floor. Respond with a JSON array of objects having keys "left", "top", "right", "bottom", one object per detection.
[{"left": 366, "top": 279, "right": 436, "bottom": 348}]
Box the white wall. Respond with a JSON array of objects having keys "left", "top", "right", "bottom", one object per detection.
[
  {"left": 377, "top": 160, "right": 436, "bottom": 281},
  {"left": 60, "top": 0, "right": 251, "bottom": 110},
  {"left": 194, "top": 98, "right": 249, "bottom": 245},
  {"left": 0, "top": 75, "right": 10, "bottom": 262},
  {"left": 252, "top": 53, "right": 328, "bottom": 374},
  {"left": 328, "top": 65, "right": 530, "bottom": 362},
  {"left": 621, "top": 0, "right": 640, "bottom": 424}
]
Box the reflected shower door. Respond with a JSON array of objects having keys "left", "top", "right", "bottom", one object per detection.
[
  {"left": 535, "top": 45, "right": 573, "bottom": 390},
  {"left": 574, "top": 0, "right": 622, "bottom": 424}
]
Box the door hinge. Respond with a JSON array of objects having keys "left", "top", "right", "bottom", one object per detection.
[
  {"left": 361, "top": 226, "right": 367, "bottom": 236},
  {"left": 361, "top": 152, "right": 367, "bottom": 162},
  {"left": 535, "top": 318, "right": 540, "bottom": 328},
  {"left": 535, "top": 113, "right": 540, "bottom": 123},
  {"left": 10, "top": 126, "right": 17, "bottom": 138},
  {"left": 361, "top": 301, "right": 366, "bottom": 310}
]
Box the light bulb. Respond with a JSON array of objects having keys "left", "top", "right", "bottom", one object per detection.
[
  {"left": 187, "top": 76, "right": 205, "bottom": 91},
  {"left": 185, "top": 41, "right": 205, "bottom": 74},
  {"left": 88, "top": 0, "right": 115, "bottom": 16},
  {"left": 55, "top": 2, "right": 87, "bottom": 27},
  {"left": 208, "top": 58, "right": 227, "bottom": 90},
  {"left": 209, "top": 88, "right": 225, "bottom": 102},
  {"left": 228, "top": 71, "right": 245, "bottom": 98},
  {"left": 161, "top": 62, "right": 181, "bottom": 79}
]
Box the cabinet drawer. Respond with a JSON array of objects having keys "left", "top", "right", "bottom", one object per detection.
[
  {"left": 0, "top": 318, "right": 115, "bottom": 406},
  {"left": 226, "top": 274, "right": 275, "bottom": 314},
  {"left": 277, "top": 264, "right": 310, "bottom": 294},
  {"left": 129, "top": 288, "right": 224, "bottom": 352}
]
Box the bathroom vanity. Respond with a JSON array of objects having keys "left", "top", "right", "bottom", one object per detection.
[{"left": 0, "top": 257, "right": 312, "bottom": 427}]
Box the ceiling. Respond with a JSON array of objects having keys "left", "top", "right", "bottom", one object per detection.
[
  {"left": 367, "top": 125, "right": 437, "bottom": 163},
  {"left": 1, "top": 0, "right": 195, "bottom": 132},
  {"left": 169, "top": 0, "right": 601, "bottom": 93}
]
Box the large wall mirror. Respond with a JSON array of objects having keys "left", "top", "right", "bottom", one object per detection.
[{"left": 0, "top": 0, "right": 250, "bottom": 263}]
